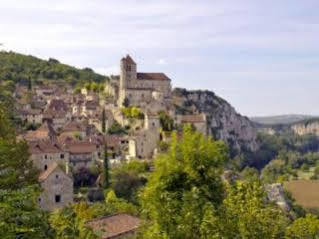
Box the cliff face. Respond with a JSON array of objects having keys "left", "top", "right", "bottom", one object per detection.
[
  {"left": 291, "top": 120, "right": 319, "bottom": 136},
  {"left": 173, "top": 88, "right": 258, "bottom": 155}
]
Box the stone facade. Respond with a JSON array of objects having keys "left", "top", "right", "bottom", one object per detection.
[
  {"left": 128, "top": 113, "right": 160, "bottom": 159},
  {"left": 118, "top": 55, "right": 171, "bottom": 107},
  {"left": 29, "top": 141, "right": 69, "bottom": 171},
  {"left": 38, "top": 162, "right": 73, "bottom": 211}
]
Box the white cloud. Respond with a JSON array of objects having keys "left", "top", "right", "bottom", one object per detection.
[{"left": 157, "top": 59, "right": 167, "bottom": 65}]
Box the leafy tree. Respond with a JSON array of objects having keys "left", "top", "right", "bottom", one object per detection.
[
  {"left": 285, "top": 214, "right": 319, "bottom": 239},
  {"left": 101, "top": 108, "right": 106, "bottom": 133},
  {"left": 139, "top": 125, "right": 228, "bottom": 238},
  {"left": 49, "top": 206, "right": 97, "bottom": 239},
  {"left": 84, "top": 82, "right": 91, "bottom": 91},
  {"left": 103, "top": 142, "right": 110, "bottom": 189},
  {"left": 107, "top": 121, "right": 127, "bottom": 135},
  {"left": 222, "top": 180, "right": 289, "bottom": 239},
  {"left": 91, "top": 82, "right": 99, "bottom": 92},
  {"left": 240, "top": 167, "right": 260, "bottom": 182},
  {"left": 158, "top": 111, "right": 174, "bottom": 131},
  {"left": 28, "top": 77, "right": 32, "bottom": 91},
  {"left": 0, "top": 186, "right": 54, "bottom": 238},
  {"left": 0, "top": 105, "right": 38, "bottom": 189},
  {"left": 111, "top": 160, "right": 148, "bottom": 203}
]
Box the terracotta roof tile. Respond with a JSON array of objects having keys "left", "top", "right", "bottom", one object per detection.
[{"left": 67, "top": 142, "right": 97, "bottom": 154}]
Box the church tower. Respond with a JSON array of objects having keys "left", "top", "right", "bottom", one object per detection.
[
  {"left": 120, "top": 55, "right": 137, "bottom": 90},
  {"left": 119, "top": 55, "right": 137, "bottom": 106}
]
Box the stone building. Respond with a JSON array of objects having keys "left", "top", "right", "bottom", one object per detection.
[
  {"left": 24, "top": 121, "right": 57, "bottom": 142},
  {"left": 66, "top": 141, "right": 100, "bottom": 170},
  {"left": 118, "top": 55, "right": 172, "bottom": 107},
  {"left": 26, "top": 109, "right": 43, "bottom": 124},
  {"left": 38, "top": 162, "right": 73, "bottom": 211},
  {"left": 128, "top": 112, "right": 160, "bottom": 159},
  {"left": 176, "top": 113, "right": 208, "bottom": 136},
  {"left": 29, "top": 141, "right": 69, "bottom": 171}
]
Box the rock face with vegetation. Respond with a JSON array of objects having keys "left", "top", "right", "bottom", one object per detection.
[
  {"left": 173, "top": 88, "right": 258, "bottom": 155},
  {"left": 291, "top": 119, "right": 319, "bottom": 136}
]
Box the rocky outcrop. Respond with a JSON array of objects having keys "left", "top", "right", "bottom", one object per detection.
[
  {"left": 265, "top": 183, "right": 290, "bottom": 212},
  {"left": 291, "top": 119, "right": 319, "bottom": 136},
  {"left": 172, "top": 88, "right": 258, "bottom": 155}
]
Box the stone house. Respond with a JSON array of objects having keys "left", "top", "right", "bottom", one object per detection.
[
  {"left": 24, "top": 121, "right": 57, "bottom": 142},
  {"left": 128, "top": 112, "right": 160, "bottom": 159},
  {"left": 82, "top": 100, "right": 99, "bottom": 117},
  {"left": 176, "top": 113, "right": 207, "bottom": 136},
  {"left": 66, "top": 141, "right": 99, "bottom": 170},
  {"left": 26, "top": 109, "right": 43, "bottom": 124},
  {"left": 43, "top": 109, "right": 72, "bottom": 131},
  {"left": 29, "top": 141, "right": 69, "bottom": 171},
  {"left": 38, "top": 162, "right": 73, "bottom": 211},
  {"left": 60, "top": 121, "right": 88, "bottom": 139},
  {"left": 87, "top": 213, "right": 140, "bottom": 239}
]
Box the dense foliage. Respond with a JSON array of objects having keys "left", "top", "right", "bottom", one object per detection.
[{"left": 0, "top": 51, "right": 107, "bottom": 86}]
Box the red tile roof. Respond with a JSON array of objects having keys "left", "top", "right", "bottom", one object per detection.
[
  {"left": 87, "top": 214, "right": 140, "bottom": 239},
  {"left": 137, "top": 72, "right": 170, "bottom": 81},
  {"left": 29, "top": 141, "right": 64, "bottom": 154},
  {"left": 67, "top": 142, "right": 97, "bottom": 154}
]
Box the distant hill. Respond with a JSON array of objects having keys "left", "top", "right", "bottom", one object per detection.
[
  {"left": 250, "top": 114, "right": 317, "bottom": 125},
  {"left": 0, "top": 51, "right": 108, "bottom": 86}
]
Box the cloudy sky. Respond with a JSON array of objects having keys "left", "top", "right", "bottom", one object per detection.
[{"left": 1, "top": 0, "right": 318, "bottom": 116}]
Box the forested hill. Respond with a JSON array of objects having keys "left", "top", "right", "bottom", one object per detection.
[{"left": 0, "top": 51, "right": 108, "bottom": 85}]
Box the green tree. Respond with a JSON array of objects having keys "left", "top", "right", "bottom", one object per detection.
[
  {"left": 84, "top": 82, "right": 92, "bottom": 91},
  {"left": 285, "top": 214, "right": 319, "bottom": 239},
  {"left": 103, "top": 142, "right": 110, "bottom": 189},
  {"left": 139, "top": 125, "right": 228, "bottom": 238},
  {"left": 0, "top": 186, "right": 54, "bottom": 238},
  {"left": 49, "top": 206, "right": 97, "bottom": 239},
  {"left": 158, "top": 111, "right": 174, "bottom": 131},
  {"left": 101, "top": 108, "right": 106, "bottom": 133},
  {"left": 0, "top": 105, "right": 38, "bottom": 189},
  {"left": 222, "top": 180, "right": 289, "bottom": 239},
  {"left": 111, "top": 160, "right": 148, "bottom": 203},
  {"left": 28, "top": 77, "right": 32, "bottom": 91}
]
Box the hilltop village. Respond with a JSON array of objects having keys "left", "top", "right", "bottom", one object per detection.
[{"left": 14, "top": 55, "right": 207, "bottom": 211}]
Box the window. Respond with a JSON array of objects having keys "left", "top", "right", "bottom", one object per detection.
[
  {"left": 44, "top": 165, "right": 48, "bottom": 170},
  {"left": 55, "top": 195, "right": 61, "bottom": 203},
  {"left": 38, "top": 197, "right": 41, "bottom": 202},
  {"left": 56, "top": 174, "right": 59, "bottom": 179},
  {"left": 60, "top": 154, "right": 64, "bottom": 159},
  {"left": 44, "top": 155, "right": 47, "bottom": 159}
]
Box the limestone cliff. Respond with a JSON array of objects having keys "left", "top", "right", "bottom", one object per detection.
[
  {"left": 291, "top": 119, "right": 319, "bottom": 136},
  {"left": 172, "top": 88, "right": 258, "bottom": 155}
]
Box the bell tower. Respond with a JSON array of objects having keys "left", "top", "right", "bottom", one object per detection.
[
  {"left": 119, "top": 55, "right": 137, "bottom": 106},
  {"left": 120, "top": 55, "right": 137, "bottom": 90}
]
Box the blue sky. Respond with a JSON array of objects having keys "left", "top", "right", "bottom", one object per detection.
[{"left": 1, "top": 0, "right": 318, "bottom": 116}]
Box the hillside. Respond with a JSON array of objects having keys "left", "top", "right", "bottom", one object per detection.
[
  {"left": 0, "top": 51, "right": 108, "bottom": 86},
  {"left": 251, "top": 114, "right": 317, "bottom": 125}
]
